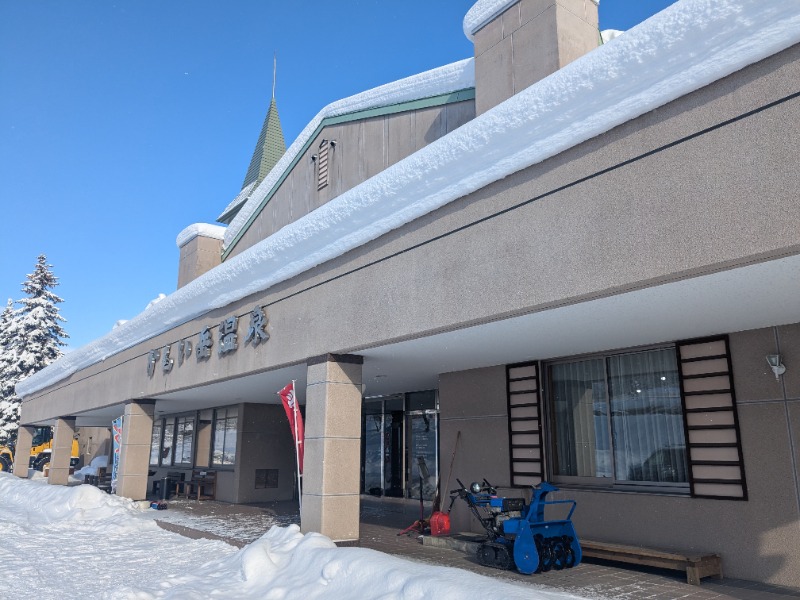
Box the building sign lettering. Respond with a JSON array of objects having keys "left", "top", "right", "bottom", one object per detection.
[
  {"left": 147, "top": 348, "right": 160, "bottom": 377},
  {"left": 219, "top": 316, "right": 238, "bottom": 355},
  {"left": 245, "top": 306, "right": 269, "bottom": 346},
  {"left": 147, "top": 305, "right": 269, "bottom": 377},
  {"left": 197, "top": 326, "right": 213, "bottom": 360},
  {"left": 161, "top": 345, "right": 174, "bottom": 374}
]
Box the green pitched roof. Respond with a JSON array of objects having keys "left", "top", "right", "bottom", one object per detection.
[{"left": 241, "top": 98, "right": 286, "bottom": 190}]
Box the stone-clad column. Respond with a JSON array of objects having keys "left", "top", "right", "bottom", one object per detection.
[
  {"left": 116, "top": 400, "right": 155, "bottom": 500},
  {"left": 302, "top": 354, "right": 363, "bottom": 543},
  {"left": 12, "top": 425, "right": 35, "bottom": 478},
  {"left": 48, "top": 417, "right": 76, "bottom": 485}
]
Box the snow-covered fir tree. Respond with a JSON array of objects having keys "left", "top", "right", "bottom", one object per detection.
[
  {"left": 0, "top": 256, "right": 68, "bottom": 442},
  {"left": 0, "top": 298, "right": 21, "bottom": 443}
]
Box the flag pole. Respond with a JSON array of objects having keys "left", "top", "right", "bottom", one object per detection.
[{"left": 292, "top": 379, "right": 302, "bottom": 514}]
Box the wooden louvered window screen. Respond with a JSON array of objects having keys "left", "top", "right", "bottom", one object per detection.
[
  {"left": 677, "top": 336, "right": 748, "bottom": 500},
  {"left": 317, "top": 139, "right": 329, "bottom": 190},
  {"left": 507, "top": 362, "right": 544, "bottom": 487}
]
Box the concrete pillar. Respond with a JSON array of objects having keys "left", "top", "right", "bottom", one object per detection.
[
  {"left": 116, "top": 400, "right": 155, "bottom": 500},
  {"left": 49, "top": 417, "right": 76, "bottom": 485},
  {"left": 302, "top": 353, "right": 363, "bottom": 543},
  {"left": 12, "top": 425, "right": 35, "bottom": 478}
]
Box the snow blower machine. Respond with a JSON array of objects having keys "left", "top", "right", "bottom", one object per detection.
[{"left": 448, "top": 479, "right": 582, "bottom": 575}]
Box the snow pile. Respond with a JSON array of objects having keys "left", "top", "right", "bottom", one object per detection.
[
  {"left": 0, "top": 472, "right": 144, "bottom": 528},
  {"left": 16, "top": 0, "right": 800, "bottom": 399},
  {"left": 0, "top": 475, "right": 580, "bottom": 599},
  {"left": 463, "top": 0, "right": 599, "bottom": 40},
  {"left": 176, "top": 222, "right": 227, "bottom": 248},
  {"left": 71, "top": 455, "right": 109, "bottom": 481},
  {"left": 118, "top": 524, "right": 566, "bottom": 599},
  {"left": 220, "top": 57, "right": 475, "bottom": 239}
]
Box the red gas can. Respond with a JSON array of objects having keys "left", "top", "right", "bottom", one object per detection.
[{"left": 430, "top": 511, "right": 451, "bottom": 536}]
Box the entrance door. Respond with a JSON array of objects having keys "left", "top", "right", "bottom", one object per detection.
[{"left": 361, "top": 391, "right": 439, "bottom": 500}]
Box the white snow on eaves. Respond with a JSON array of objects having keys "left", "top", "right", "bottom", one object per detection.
[
  {"left": 463, "top": 0, "right": 600, "bottom": 41},
  {"left": 176, "top": 223, "right": 226, "bottom": 248},
  {"left": 222, "top": 58, "right": 476, "bottom": 248},
  {"left": 16, "top": 0, "right": 800, "bottom": 399}
]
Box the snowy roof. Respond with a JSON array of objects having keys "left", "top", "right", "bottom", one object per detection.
[
  {"left": 221, "top": 58, "right": 476, "bottom": 250},
  {"left": 176, "top": 223, "right": 227, "bottom": 249},
  {"left": 16, "top": 0, "right": 800, "bottom": 399},
  {"left": 217, "top": 181, "right": 257, "bottom": 226},
  {"left": 463, "top": 0, "right": 600, "bottom": 41}
]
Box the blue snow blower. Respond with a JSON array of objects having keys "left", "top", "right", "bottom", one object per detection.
[{"left": 448, "top": 479, "right": 582, "bottom": 575}]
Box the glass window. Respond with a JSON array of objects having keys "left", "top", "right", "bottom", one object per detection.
[
  {"left": 161, "top": 417, "right": 175, "bottom": 466},
  {"left": 212, "top": 407, "right": 238, "bottom": 466},
  {"left": 149, "top": 419, "right": 163, "bottom": 466},
  {"left": 173, "top": 416, "right": 195, "bottom": 466},
  {"left": 549, "top": 347, "right": 687, "bottom": 489}
]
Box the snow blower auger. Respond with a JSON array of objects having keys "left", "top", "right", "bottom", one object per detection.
[{"left": 448, "top": 479, "right": 582, "bottom": 575}]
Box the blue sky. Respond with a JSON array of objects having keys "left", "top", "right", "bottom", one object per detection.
[{"left": 0, "top": 0, "right": 676, "bottom": 351}]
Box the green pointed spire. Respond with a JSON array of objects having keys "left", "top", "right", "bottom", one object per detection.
[{"left": 241, "top": 97, "right": 286, "bottom": 189}]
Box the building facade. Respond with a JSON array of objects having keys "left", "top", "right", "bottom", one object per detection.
[{"left": 14, "top": 0, "right": 800, "bottom": 588}]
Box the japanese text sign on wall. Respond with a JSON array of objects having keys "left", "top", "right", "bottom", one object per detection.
[{"left": 146, "top": 305, "right": 269, "bottom": 377}]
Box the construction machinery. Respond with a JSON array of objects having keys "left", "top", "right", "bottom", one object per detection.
[
  {"left": 449, "top": 479, "right": 582, "bottom": 575},
  {"left": 0, "top": 427, "right": 79, "bottom": 472},
  {"left": 0, "top": 442, "right": 12, "bottom": 472}
]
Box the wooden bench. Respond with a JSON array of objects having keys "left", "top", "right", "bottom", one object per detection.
[
  {"left": 581, "top": 539, "right": 722, "bottom": 586},
  {"left": 178, "top": 470, "right": 217, "bottom": 501}
]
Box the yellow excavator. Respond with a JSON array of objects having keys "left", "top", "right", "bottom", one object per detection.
[{"left": 0, "top": 426, "right": 79, "bottom": 473}]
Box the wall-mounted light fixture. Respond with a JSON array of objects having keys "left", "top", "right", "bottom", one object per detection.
[{"left": 766, "top": 354, "right": 786, "bottom": 380}]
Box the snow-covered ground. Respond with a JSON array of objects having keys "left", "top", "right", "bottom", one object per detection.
[{"left": 0, "top": 474, "right": 587, "bottom": 599}]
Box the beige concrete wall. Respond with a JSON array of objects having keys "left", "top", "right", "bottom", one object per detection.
[
  {"left": 76, "top": 426, "right": 111, "bottom": 469},
  {"left": 235, "top": 403, "right": 296, "bottom": 503},
  {"left": 226, "top": 100, "right": 476, "bottom": 259},
  {"left": 473, "top": 0, "right": 599, "bottom": 114},
  {"left": 178, "top": 235, "right": 223, "bottom": 289},
  {"left": 439, "top": 366, "right": 516, "bottom": 534},
  {"left": 440, "top": 324, "right": 800, "bottom": 587},
  {"left": 20, "top": 45, "right": 800, "bottom": 430}
]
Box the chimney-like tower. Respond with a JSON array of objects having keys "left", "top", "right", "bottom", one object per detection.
[{"left": 467, "top": 0, "right": 600, "bottom": 115}]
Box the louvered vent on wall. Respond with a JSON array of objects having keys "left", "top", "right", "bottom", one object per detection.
[
  {"left": 677, "top": 335, "right": 748, "bottom": 500},
  {"left": 317, "top": 139, "right": 329, "bottom": 190},
  {"left": 506, "top": 361, "right": 544, "bottom": 487}
]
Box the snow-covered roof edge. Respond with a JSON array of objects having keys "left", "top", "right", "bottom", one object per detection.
[
  {"left": 176, "top": 224, "right": 227, "bottom": 249},
  {"left": 463, "top": 0, "right": 599, "bottom": 41},
  {"left": 17, "top": 0, "right": 800, "bottom": 399},
  {"left": 217, "top": 181, "right": 257, "bottom": 224},
  {"left": 222, "top": 57, "right": 475, "bottom": 249}
]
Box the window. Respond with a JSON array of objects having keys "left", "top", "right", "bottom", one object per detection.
[
  {"left": 212, "top": 407, "right": 238, "bottom": 466},
  {"left": 173, "top": 416, "right": 195, "bottom": 466},
  {"left": 149, "top": 419, "right": 163, "bottom": 466},
  {"left": 161, "top": 417, "right": 175, "bottom": 465},
  {"left": 548, "top": 346, "right": 688, "bottom": 491}
]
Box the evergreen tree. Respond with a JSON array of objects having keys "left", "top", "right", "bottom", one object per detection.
[
  {"left": 0, "top": 299, "right": 21, "bottom": 443},
  {"left": 0, "top": 256, "right": 68, "bottom": 442}
]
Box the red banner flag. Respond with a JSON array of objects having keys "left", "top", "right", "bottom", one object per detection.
[{"left": 279, "top": 381, "right": 305, "bottom": 474}]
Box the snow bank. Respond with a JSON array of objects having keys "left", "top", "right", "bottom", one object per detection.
[
  {"left": 0, "top": 475, "right": 585, "bottom": 599},
  {"left": 117, "top": 524, "right": 575, "bottom": 599},
  {"left": 16, "top": 0, "right": 800, "bottom": 399},
  {"left": 463, "top": 0, "right": 599, "bottom": 41},
  {"left": 0, "top": 472, "right": 145, "bottom": 529},
  {"left": 176, "top": 223, "right": 227, "bottom": 248}
]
